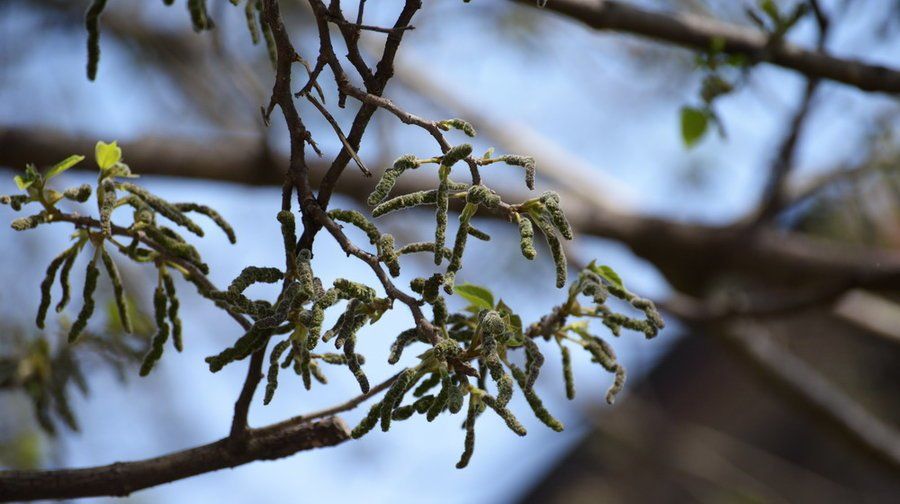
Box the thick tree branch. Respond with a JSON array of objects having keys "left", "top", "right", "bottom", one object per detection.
[
  {"left": 515, "top": 0, "right": 900, "bottom": 94},
  {"left": 0, "top": 417, "right": 350, "bottom": 502}
]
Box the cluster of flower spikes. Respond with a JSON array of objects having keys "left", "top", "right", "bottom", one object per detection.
[
  {"left": 1, "top": 141, "right": 235, "bottom": 377},
  {"left": 203, "top": 210, "right": 396, "bottom": 403},
  {"left": 339, "top": 119, "right": 664, "bottom": 467}
]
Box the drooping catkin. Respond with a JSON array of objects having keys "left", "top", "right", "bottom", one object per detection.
[
  {"left": 100, "top": 248, "right": 132, "bottom": 334},
  {"left": 11, "top": 214, "right": 46, "bottom": 231},
  {"left": 510, "top": 363, "right": 563, "bottom": 431},
  {"left": 606, "top": 364, "right": 626, "bottom": 405},
  {"left": 140, "top": 285, "right": 170, "bottom": 376},
  {"left": 466, "top": 226, "right": 490, "bottom": 241},
  {"left": 426, "top": 372, "right": 452, "bottom": 421},
  {"left": 85, "top": 0, "right": 108, "bottom": 81},
  {"left": 501, "top": 155, "right": 536, "bottom": 190},
  {"left": 187, "top": 0, "right": 210, "bottom": 32},
  {"left": 333, "top": 278, "right": 376, "bottom": 303},
  {"left": 368, "top": 169, "right": 402, "bottom": 206},
  {"left": 228, "top": 266, "right": 282, "bottom": 295},
  {"left": 56, "top": 247, "right": 80, "bottom": 313},
  {"left": 560, "top": 344, "right": 575, "bottom": 400},
  {"left": 36, "top": 248, "right": 75, "bottom": 329},
  {"left": 244, "top": 0, "right": 260, "bottom": 44},
  {"left": 380, "top": 368, "right": 416, "bottom": 432},
  {"left": 413, "top": 372, "right": 441, "bottom": 397},
  {"left": 328, "top": 209, "right": 380, "bottom": 244},
  {"left": 522, "top": 336, "right": 544, "bottom": 390},
  {"left": 162, "top": 270, "right": 182, "bottom": 351},
  {"left": 397, "top": 241, "right": 451, "bottom": 259},
  {"left": 119, "top": 183, "right": 204, "bottom": 237},
  {"left": 535, "top": 216, "right": 567, "bottom": 288},
  {"left": 516, "top": 215, "right": 536, "bottom": 260},
  {"left": 456, "top": 398, "right": 477, "bottom": 469},
  {"left": 276, "top": 210, "right": 298, "bottom": 278},
  {"left": 174, "top": 203, "right": 236, "bottom": 243},
  {"left": 351, "top": 402, "right": 382, "bottom": 439},
  {"left": 342, "top": 315, "right": 370, "bottom": 394},
  {"left": 372, "top": 190, "right": 438, "bottom": 217},
  {"left": 264, "top": 339, "right": 291, "bottom": 405},
  {"left": 259, "top": 7, "right": 276, "bottom": 68},
  {"left": 68, "top": 257, "right": 100, "bottom": 343},
  {"left": 435, "top": 165, "right": 450, "bottom": 265},
  {"left": 541, "top": 191, "right": 573, "bottom": 240},
  {"left": 388, "top": 328, "right": 422, "bottom": 364},
  {"left": 481, "top": 394, "right": 526, "bottom": 436}
]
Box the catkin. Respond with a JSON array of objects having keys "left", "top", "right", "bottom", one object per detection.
[
  {"left": 380, "top": 368, "right": 416, "bottom": 432},
  {"left": 162, "top": 270, "right": 182, "bottom": 350},
  {"left": 85, "top": 0, "right": 108, "bottom": 80},
  {"left": 264, "top": 339, "right": 291, "bottom": 404},
  {"left": 456, "top": 398, "right": 477, "bottom": 469},
  {"left": 119, "top": 183, "right": 204, "bottom": 237},
  {"left": 174, "top": 203, "right": 236, "bottom": 243},
  {"left": 351, "top": 402, "right": 382, "bottom": 439},
  {"left": 68, "top": 257, "right": 100, "bottom": 342},
  {"left": 372, "top": 190, "right": 438, "bottom": 218},
  {"left": 56, "top": 247, "right": 80, "bottom": 313},
  {"left": 329, "top": 209, "right": 380, "bottom": 244},
  {"left": 244, "top": 0, "right": 260, "bottom": 44},
  {"left": 517, "top": 215, "right": 536, "bottom": 260},
  {"left": 100, "top": 248, "right": 133, "bottom": 334},
  {"left": 63, "top": 184, "right": 92, "bottom": 203},
  {"left": 541, "top": 191, "right": 574, "bottom": 240},
  {"left": 140, "top": 285, "right": 170, "bottom": 376},
  {"left": 435, "top": 166, "right": 450, "bottom": 265},
  {"left": 561, "top": 344, "right": 575, "bottom": 400},
  {"left": 98, "top": 179, "right": 116, "bottom": 236},
  {"left": 510, "top": 363, "right": 563, "bottom": 431},
  {"left": 36, "top": 248, "right": 75, "bottom": 329}
]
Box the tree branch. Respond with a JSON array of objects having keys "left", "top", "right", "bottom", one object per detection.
[
  {"left": 0, "top": 417, "right": 350, "bottom": 502},
  {"left": 515, "top": 0, "right": 900, "bottom": 94}
]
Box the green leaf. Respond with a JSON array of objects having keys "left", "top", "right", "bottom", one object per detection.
[
  {"left": 589, "top": 261, "right": 625, "bottom": 289},
  {"left": 95, "top": 141, "right": 122, "bottom": 170},
  {"left": 454, "top": 283, "right": 494, "bottom": 311},
  {"left": 13, "top": 175, "right": 31, "bottom": 190},
  {"left": 495, "top": 299, "right": 524, "bottom": 345},
  {"left": 680, "top": 106, "right": 708, "bottom": 148},
  {"left": 45, "top": 155, "right": 85, "bottom": 180},
  {"left": 760, "top": 0, "right": 779, "bottom": 22}
]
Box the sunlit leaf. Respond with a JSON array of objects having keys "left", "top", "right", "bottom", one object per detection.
[
  {"left": 454, "top": 283, "right": 494, "bottom": 310},
  {"left": 45, "top": 155, "right": 85, "bottom": 180},
  {"left": 680, "top": 106, "right": 708, "bottom": 148},
  {"left": 95, "top": 141, "right": 122, "bottom": 170}
]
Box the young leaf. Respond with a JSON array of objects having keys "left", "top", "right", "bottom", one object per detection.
[
  {"left": 589, "top": 262, "right": 624, "bottom": 289},
  {"left": 680, "top": 106, "right": 708, "bottom": 148},
  {"left": 45, "top": 155, "right": 86, "bottom": 180},
  {"left": 454, "top": 283, "right": 494, "bottom": 310},
  {"left": 95, "top": 141, "right": 122, "bottom": 170}
]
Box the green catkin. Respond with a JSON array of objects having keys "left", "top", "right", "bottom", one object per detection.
[
  {"left": 162, "top": 271, "right": 182, "bottom": 350},
  {"left": 343, "top": 318, "right": 370, "bottom": 394},
  {"left": 372, "top": 190, "right": 438, "bottom": 217},
  {"left": 438, "top": 118, "right": 477, "bottom": 137},
  {"left": 466, "top": 226, "right": 491, "bottom": 241},
  {"left": 435, "top": 166, "right": 450, "bottom": 265},
  {"left": 456, "top": 398, "right": 477, "bottom": 469},
  {"left": 377, "top": 234, "right": 400, "bottom": 277},
  {"left": 333, "top": 279, "right": 376, "bottom": 303},
  {"left": 447, "top": 221, "right": 469, "bottom": 275},
  {"left": 441, "top": 144, "right": 473, "bottom": 167},
  {"left": 100, "top": 248, "right": 132, "bottom": 334},
  {"left": 541, "top": 191, "right": 574, "bottom": 240},
  {"left": 367, "top": 169, "right": 402, "bottom": 206},
  {"left": 388, "top": 328, "right": 422, "bottom": 364},
  {"left": 56, "top": 247, "right": 80, "bottom": 313},
  {"left": 561, "top": 344, "right": 575, "bottom": 400},
  {"left": 244, "top": 0, "right": 260, "bottom": 44},
  {"left": 448, "top": 381, "right": 465, "bottom": 414},
  {"left": 63, "top": 184, "right": 92, "bottom": 203},
  {"left": 119, "top": 183, "right": 204, "bottom": 237},
  {"left": 85, "top": 0, "right": 108, "bottom": 81},
  {"left": 517, "top": 215, "right": 536, "bottom": 260},
  {"left": 310, "top": 361, "right": 328, "bottom": 384},
  {"left": 481, "top": 394, "right": 527, "bottom": 436},
  {"left": 11, "top": 214, "right": 45, "bottom": 231},
  {"left": 174, "top": 203, "right": 236, "bottom": 243},
  {"left": 296, "top": 250, "right": 315, "bottom": 298},
  {"left": 426, "top": 373, "right": 452, "bottom": 421},
  {"left": 502, "top": 155, "right": 536, "bottom": 190},
  {"left": 328, "top": 209, "right": 380, "bottom": 244},
  {"left": 228, "top": 266, "right": 283, "bottom": 295},
  {"left": 97, "top": 179, "right": 115, "bottom": 237},
  {"left": 188, "top": 0, "right": 210, "bottom": 32},
  {"left": 607, "top": 364, "right": 626, "bottom": 405},
  {"left": 510, "top": 364, "right": 564, "bottom": 431},
  {"left": 351, "top": 402, "right": 382, "bottom": 439},
  {"left": 68, "top": 257, "right": 100, "bottom": 343},
  {"left": 397, "top": 241, "right": 452, "bottom": 259},
  {"left": 36, "top": 248, "right": 74, "bottom": 329},
  {"left": 140, "top": 285, "right": 170, "bottom": 376},
  {"left": 380, "top": 368, "right": 416, "bottom": 432},
  {"left": 537, "top": 218, "right": 567, "bottom": 288},
  {"left": 522, "top": 336, "right": 544, "bottom": 390},
  {"left": 277, "top": 211, "right": 298, "bottom": 278},
  {"left": 413, "top": 372, "right": 441, "bottom": 397},
  {"left": 294, "top": 331, "right": 313, "bottom": 389},
  {"left": 264, "top": 339, "right": 290, "bottom": 404},
  {"left": 259, "top": 8, "right": 277, "bottom": 69},
  {"left": 480, "top": 312, "right": 513, "bottom": 406}
]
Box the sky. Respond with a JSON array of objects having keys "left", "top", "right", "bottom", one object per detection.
[{"left": 1, "top": 1, "right": 898, "bottom": 503}]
